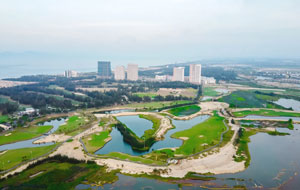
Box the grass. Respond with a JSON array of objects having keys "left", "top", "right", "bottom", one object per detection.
[
  {"left": 82, "top": 130, "right": 111, "bottom": 153},
  {"left": 0, "top": 125, "right": 53, "bottom": 145},
  {"left": 267, "top": 130, "right": 290, "bottom": 136},
  {"left": 139, "top": 114, "right": 161, "bottom": 139},
  {"left": 133, "top": 92, "right": 157, "bottom": 98},
  {"left": 0, "top": 157, "right": 119, "bottom": 189},
  {"left": 104, "top": 152, "right": 165, "bottom": 165},
  {"left": 0, "top": 145, "right": 56, "bottom": 171},
  {"left": 172, "top": 113, "right": 227, "bottom": 156},
  {"left": 232, "top": 109, "right": 300, "bottom": 118},
  {"left": 124, "top": 100, "right": 193, "bottom": 110},
  {"left": 203, "top": 87, "right": 219, "bottom": 97},
  {"left": 219, "top": 90, "right": 285, "bottom": 109},
  {"left": 167, "top": 105, "right": 201, "bottom": 116},
  {"left": 55, "top": 115, "right": 88, "bottom": 135},
  {"left": 0, "top": 115, "right": 9, "bottom": 124}
]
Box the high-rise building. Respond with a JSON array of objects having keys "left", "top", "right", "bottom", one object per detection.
[
  {"left": 127, "top": 64, "right": 138, "bottom": 81},
  {"left": 98, "top": 61, "right": 112, "bottom": 78},
  {"left": 115, "top": 66, "right": 125, "bottom": 80},
  {"left": 173, "top": 67, "right": 185, "bottom": 82},
  {"left": 64, "top": 70, "right": 78, "bottom": 78},
  {"left": 189, "top": 64, "right": 202, "bottom": 84}
]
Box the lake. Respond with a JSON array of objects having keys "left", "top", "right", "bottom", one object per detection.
[{"left": 274, "top": 98, "right": 300, "bottom": 111}]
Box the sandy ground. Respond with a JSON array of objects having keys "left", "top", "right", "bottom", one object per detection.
[
  {"left": 33, "top": 134, "right": 71, "bottom": 144},
  {"left": 77, "top": 87, "right": 117, "bottom": 92}
]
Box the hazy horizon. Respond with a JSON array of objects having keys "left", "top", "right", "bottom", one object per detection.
[{"left": 0, "top": 0, "right": 300, "bottom": 75}]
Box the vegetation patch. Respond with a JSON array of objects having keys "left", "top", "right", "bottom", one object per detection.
[
  {"left": 0, "top": 155, "right": 119, "bottom": 189},
  {"left": 104, "top": 152, "right": 165, "bottom": 165},
  {"left": 203, "top": 87, "right": 219, "bottom": 97},
  {"left": 233, "top": 128, "right": 257, "bottom": 167},
  {"left": 267, "top": 130, "right": 290, "bottom": 136},
  {"left": 167, "top": 105, "right": 201, "bottom": 117},
  {"left": 0, "top": 145, "right": 56, "bottom": 171},
  {"left": 55, "top": 114, "right": 94, "bottom": 136},
  {"left": 0, "top": 115, "right": 9, "bottom": 124},
  {"left": 172, "top": 113, "right": 227, "bottom": 156},
  {"left": 82, "top": 130, "right": 111, "bottom": 153},
  {"left": 233, "top": 109, "right": 300, "bottom": 118},
  {"left": 219, "top": 90, "right": 286, "bottom": 109},
  {"left": 0, "top": 125, "right": 53, "bottom": 145}
]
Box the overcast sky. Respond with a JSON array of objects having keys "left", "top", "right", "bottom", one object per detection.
[{"left": 0, "top": 0, "right": 300, "bottom": 68}]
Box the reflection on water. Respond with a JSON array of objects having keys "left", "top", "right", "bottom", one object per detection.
[
  {"left": 0, "top": 118, "right": 65, "bottom": 151},
  {"left": 274, "top": 98, "right": 300, "bottom": 111},
  {"left": 117, "top": 115, "right": 153, "bottom": 137},
  {"left": 244, "top": 115, "right": 300, "bottom": 122}
]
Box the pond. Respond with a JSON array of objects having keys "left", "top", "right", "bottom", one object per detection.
[
  {"left": 244, "top": 115, "right": 300, "bottom": 122},
  {"left": 201, "top": 96, "right": 213, "bottom": 101},
  {"left": 274, "top": 98, "right": 300, "bottom": 111},
  {"left": 0, "top": 118, "right": 65, "bottom": 151},
  {"left": 117, "top": 115, "right": 153, "bottom": 137},
  {"left": 95, "top": 115, "right": 210, "bottom": 156}
]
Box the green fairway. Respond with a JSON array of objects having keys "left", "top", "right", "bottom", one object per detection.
[
  {"left": 0, "top": 125, "right": 53, "bottom": 145},
  {"left": 167, "top": 105, "right": 201, "bottom": 116},
  {"left": 233, "top": 109, "right": 300, "bottom": 118},
  {"left": 219, "top": 90, "right": 285, "bottom": 109},
  {"left": 82, "top": 130, "right": 111, "bottom": 153},
  {"left": 0, "top": 115, "right": 9, "bottom": 124},
  {"left": 203, "top": 87, "right": 219, "bottom": 97},
  {"left": 0, "top": 145, "right": 56, "bottom": 171},
  {"left": 172, "top": 113, "right": 227, "bottom": 156},
  {"left": 55, "top": 115, "right": 88, "bottom": 135},
  {"left": 104, "top": 152, "right": 164, "bottom": 165},
  {"left": 0, "top": 156, "right": 119, "bottom": 189}
]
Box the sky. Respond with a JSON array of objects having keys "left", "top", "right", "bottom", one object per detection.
[{"left": 0, "top": 0, "right": 300, "bottom": 72}]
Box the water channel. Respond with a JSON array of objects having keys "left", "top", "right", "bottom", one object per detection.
[
  {"left": 0, "top": 118, "right": 65, "bottom": 151},
  {"left": 274, "top": 98, "right": 300, "bottom": 112}
]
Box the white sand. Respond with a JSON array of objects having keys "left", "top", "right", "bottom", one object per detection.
[{"left": 33, "top": 134, "right": 71, "bottom": 144}]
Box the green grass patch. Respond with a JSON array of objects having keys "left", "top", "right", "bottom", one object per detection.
[
  {"left": 267, "top": 130, "right": 290, "bottom": 136},
  {"left": 0, "top": 156, "right": 119, "bottom": 189},
  {"left": 125, "top": 100, "right": 193, "bottom": 109},
  {"left": 0, "top": 115, "right": 9, "bottom": 124},
  {"left": 172, "top": 113, "right": 227, "bottom": 156},
  {"left": 82, "top": 130, "right": 111, "bottom": 153},
  {"left": 104, "top": 152, "right": 165, "bottom": 165},
  {"left": 55, "top": 115, "right": 88, "bottom": 135},
  {"left": 133, "top": 92, "right": 157, "bottom": 98},
  {"left": 203, "top": 87, "right": 219, "bottom": 97},
  {"left": 219, "top": 90, "right": 285, "bottom": 109},
  {"left": 0, "top": 125, "right": 53, "bottom": 146},
  {"left": 233, "top": 109, "right": 300, "bottom": 118},
  {"left": 167, "top": 105, "right": 201, "bottom": 117},
  {"left": 0, "top": 145, "right": 56, "bottom": 171}
]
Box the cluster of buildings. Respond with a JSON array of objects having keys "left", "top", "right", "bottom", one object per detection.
[
  {"left": 64, "top": 70, "right": 78, "bottom": 78},
  {"left": 97, "top": 61, "right": 139, "bottom": 81},
  {"left": 156, "top": 64, "right": 215, "bottom": 85}
]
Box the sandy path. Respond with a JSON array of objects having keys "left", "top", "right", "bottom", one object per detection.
[{"left": 33, "top": 134, "right": 71, "bottom": 144}]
